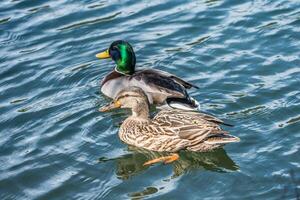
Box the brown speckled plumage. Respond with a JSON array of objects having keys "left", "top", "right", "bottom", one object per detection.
[{"left": 101, "top": 87, "right": 240, "bottom": 153}]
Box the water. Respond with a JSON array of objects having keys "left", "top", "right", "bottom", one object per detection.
[{"left": 1, "top": 0, "right": 300, "bottom": 199}]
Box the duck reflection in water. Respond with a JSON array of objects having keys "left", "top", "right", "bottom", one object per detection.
[{"left": 99, "top": 146, "right": 239, "bottom": 180}]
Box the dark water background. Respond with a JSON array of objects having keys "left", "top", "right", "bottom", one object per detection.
[{"left": 1, "top": 0, "right": 300, "bottom": 199}]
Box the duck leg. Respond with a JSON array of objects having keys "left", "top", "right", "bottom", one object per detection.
[{"left": 143, "top": 153, "right": 179, "bottom": 166}]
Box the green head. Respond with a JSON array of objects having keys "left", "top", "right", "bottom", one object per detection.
[{"left": 96, "top": 40, "right": 136, "bottom": 75}]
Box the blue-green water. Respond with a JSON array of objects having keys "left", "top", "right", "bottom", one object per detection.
[{"left": 1, "top": 0, "right": 300, "bottom": 199}]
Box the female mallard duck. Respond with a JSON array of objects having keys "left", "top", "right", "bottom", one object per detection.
[
  {"left": 100, "top": 87, "right": 240, "bottom": 165},
  {"left": 96, "top": 40, "right": 199, "bottom": 110}
]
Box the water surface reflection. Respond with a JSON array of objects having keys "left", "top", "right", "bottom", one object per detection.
[{"left": 100, "top": 147, "right": 238, "bottom": 180}]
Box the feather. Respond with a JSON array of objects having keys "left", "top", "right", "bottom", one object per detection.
[{"left": 101, "top": 69, "right": 200, "bottom": 110}]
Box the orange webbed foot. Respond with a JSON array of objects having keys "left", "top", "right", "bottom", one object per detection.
[{"left": 143, "top": 153, "right": 179, "bottom": 166}]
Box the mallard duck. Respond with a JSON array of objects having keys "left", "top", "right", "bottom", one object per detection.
[
  {"left": 96, "top": 40, "right": 199, "bottom": 110},
  {"left": 99, "top": 87, "right": 240, "bottom": 165}
]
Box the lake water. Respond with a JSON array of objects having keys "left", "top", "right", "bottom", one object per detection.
[{"left": 1, "top": 0, "right": 300, "bottom": 199}]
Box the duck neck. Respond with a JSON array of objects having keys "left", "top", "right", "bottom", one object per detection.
[{"left": 131, "top": 102, "right": 150, "bottom": 119}]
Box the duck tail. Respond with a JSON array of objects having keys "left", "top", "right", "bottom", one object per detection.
[
  {"left": 203, "top": 134, "right": 240, "bottom": 145},
  {"left": 166, "top": 97, "right": 200, "bottom": 111}
]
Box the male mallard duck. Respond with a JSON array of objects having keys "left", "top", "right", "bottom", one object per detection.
[
  {"left": 100, "top": 87, "right": 240, "bottom": 165},
  {"left": 96, "top": 40, "right": 199, "bottom": 110}
]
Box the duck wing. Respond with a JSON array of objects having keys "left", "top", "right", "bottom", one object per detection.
[
  {"left": 140, "top": 69, "right": 199, "bottom": 89},
  {"left": 152, "top": 109, "right": 240, "bottom": 152},
  {"left": 130, "top": 69, "right": 198, "bottom": 105},
  {"left": 153, "top": 109, "right": 226, "bottom": 126},
  {"left": 132, "top": 69, "right": 187, "bottom": 96}
]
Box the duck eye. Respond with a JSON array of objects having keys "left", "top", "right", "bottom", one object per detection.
[
  {"left": 121, "top": 94, "right": 130, "bottom": 99},
  {"left": 117, "top": 94, "right": 130, "bottom": 101},
  {"left": 110, "top": 48, "right": 121, "bottom": 60}
]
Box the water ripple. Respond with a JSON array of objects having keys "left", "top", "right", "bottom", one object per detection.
[
  {"left": 58, "top": 12, "right": 122, "bottom": 31},
  {"left": 1, "top": 0, "right": 300, "bottom": 199}
]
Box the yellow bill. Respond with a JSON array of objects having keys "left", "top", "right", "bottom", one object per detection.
[
  {"left": 99, "top": 100, "right": 121, "bottom": 112},
  {"left": 96, "top": 49, "right": 110, "bottom": 59}
]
